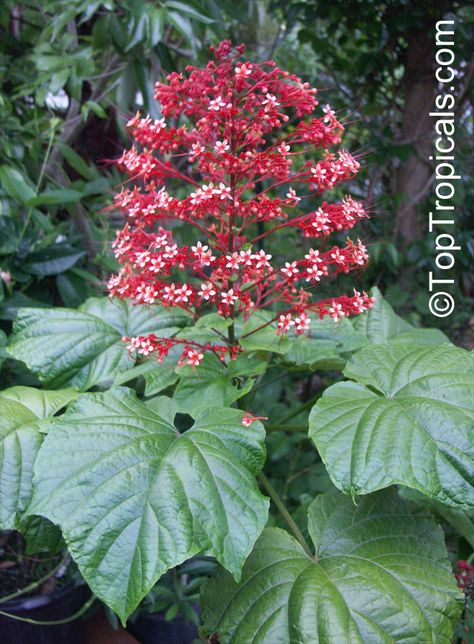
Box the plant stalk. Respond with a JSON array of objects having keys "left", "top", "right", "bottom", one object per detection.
[
  {"left": 19, "top": 122, "right": 57, "bottom": 241},
  {"left": 258, "top": 472, "right": 313, "bottom": 557},
  {"left": 0, "top": 594, "right": 95, "bottom": 625}
]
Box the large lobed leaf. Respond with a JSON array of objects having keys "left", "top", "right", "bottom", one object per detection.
[
  {"left": 309, "top": 341, "right": 474, "bottom": 507},
  {"left": 8, "top": 297, "right": 190, "bottom": 390},
  {"left": 28, "top": 388, "right": 269, "bottom": 623},
  {"left": 0, "top": 386, "right": 77, "bottom": 530},
  {"left": 201, "top": 490, "right": 462, "bottom": 643}
]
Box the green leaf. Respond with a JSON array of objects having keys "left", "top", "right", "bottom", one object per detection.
[
  {"left": 58, "top": 143, "right": 94, "bottom": 180},
  {"left": 113, "top": 359, "right": 160, "bottom": 387},
  {"left": 144, "top": 349, "right": 180, "bottom": 396},
  {"left": 8, "top": 297, "right": 190, "bottom": 390},
  {"left": 201, "top": 490, "right": 462, "bottom": 643},
  {"left": 0, "top": 165, "right": 36, "bottom": 204},
  {"left": 0, "top": 292, "right": 49, "bottom": 322},
  {"left": 0, "top": 215, "right": 19, "bottom": 254},
  {"left": 165, "top": 1, "right": 214, "bottom": 23},
  {"left": 0, "top": 387, "right": 77, "bottom": 530},
  {"left": 281, "top": 285, "right": 447, "bottom": 372},
  {"left": 165, "top": 11, "right": 195, "bottom": 46},
  {"left": 26, "top": 189, "right": 82, "bottom": 207},
  {"left": 239, "top": 311, "right": 291, "bottom": 355},
  {"left": 46, "top": 6, "right": 79, "bottom": 41},
  {"left": 85, "top": 100, "right": 108, "bottom": 119},
  {"left": 173, "top": 352, "right": 255, "bottom": 415},
  {"left": 283, "top": 315, "right": 366, "bottom": 371},
  {"left": 195, "top": 312, "right": 233, "bottom": 331},
  {"left": 125, "top": 11, "right": 150, "bottom": 51},
  {"left": 56, "top": 270, "right": 91, "bottom": 307},
  {"left": 309, "top": 342, "right": 474, "bottom": 508},
  {"left": 0, "top": 386, "right": 78, "bottom": 418},
  {"left": 28, "top": 388, "right": 269, "bottom": 623},
  {"left": 20, "top": 516, "right": 64, "bottom": 555},
  {"left": 145, "top": 341, "right": 268, "bottom": 400},
  {"left": 23, "top": 245, "right": 85, "bottom": 276},
  {"left": 399, "top": 487, "right": 474, "bottom": 551},
  {"left": 354, "top": 287, "right": 448, "bottom": 345},
  {"left": 148, "top": 7, "right": 164, "bottom": 46}
]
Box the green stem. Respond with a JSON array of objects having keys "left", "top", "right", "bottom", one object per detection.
[
  {"left": 0, "top": 593, "right": 95, "bottom": 625},
  {"left": 0, "top": 552, "right": 70, "bottom": 605},
  {"left": 228, "top": 320, "right": 236, "bottom": 346},
  {"left": 19, "top": 122, "right": 57, "bottom": 241},
  {"left": 258, "top": 472, "right": 313, "bottom": 557}
]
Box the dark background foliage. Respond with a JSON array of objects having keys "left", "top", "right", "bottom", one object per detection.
[{"left": 0, "top": 0, "right": 472, "bottom": 338}]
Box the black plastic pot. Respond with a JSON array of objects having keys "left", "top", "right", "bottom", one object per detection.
[
  {"left": 0, "top": 581, "right": 90, "bottom": 644},
  {"left": 127, "top": 611, "right": 198, "bottom": 644}
]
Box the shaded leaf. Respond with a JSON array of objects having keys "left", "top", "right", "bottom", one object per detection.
[
  {"left": 165, "top": 0, "right": 214, "bottom": 23},
  {"left": 0, "top": 386, "right": 78, "bottom": 418},
  {"left": 26, "top": 189, "right": 82, "bottom": 207},
  {"left": 239, "top": 311, "right": 290, "bottom": 355},
  {"left": 144, "top": 351, "right": 180, "bottom": 396},
  {"left": 0, "top": 329, "right": 6, "bottom": 370},
  {"left": 58, "top": 143, "right": 94, "bottom": 180},
  {"left": 0, "top": 165, "right": 36, "bottom": 204},
  {"left": 21, "top": 516, "right": 64, "bottom": 555},
  {"left": 23, "top": 245, "right": 85, "bottom": 276},
  {"left": 173, "top": 353, "right": 250, "bottom": 415}
]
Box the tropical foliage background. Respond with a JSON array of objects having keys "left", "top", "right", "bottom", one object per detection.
[{"left": 0, "top": 1, "right": 473, "bottom": 642}]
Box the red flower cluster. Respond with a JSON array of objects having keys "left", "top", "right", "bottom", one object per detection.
[
  {"left": 456, "top": 560, "right": 474, "bottom": 596},
  {"left": 108, "top": 40, "right": 374, "bottom": 366}
]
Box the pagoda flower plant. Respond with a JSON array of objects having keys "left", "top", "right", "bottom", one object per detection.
[
  {"left": 4, "top": 40, "right": 473, "bottom": 643},
  {"left": 109, "top": 39, "right": 373, "bottom": 365}
]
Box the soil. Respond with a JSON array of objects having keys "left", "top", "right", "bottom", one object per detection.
[{"left": 0, "top": 532, "right": 65, "bottom": 599}]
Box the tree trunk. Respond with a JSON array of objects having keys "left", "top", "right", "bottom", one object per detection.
[{"left": 394, "top": 23, "right": 436, "bottom": 244}]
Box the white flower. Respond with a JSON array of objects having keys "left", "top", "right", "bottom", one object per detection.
[
  {"left": 209, "top": 96, "right": 230, "bottom": 111},
  {"left": 294, "top": 312, "right": 310, "bottom": 334},
  {"left": 214, "top": 139, "right": 230, "bottom": 154},
  {"left": 286, "top": 187, "right": 301, "bottom": 203},
  {"left": 281, "top": 261, "right": 299, "bottom": 279},
  {"left": 329, "top": 301, "right": 345, "bottom": 321},
  {"left": 221, "top": 289, "right": 238, "bottom": 305},
  {"left": 199, "top": 282, "right": 216, "bottom": 300}
]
